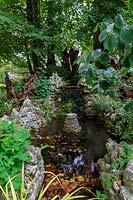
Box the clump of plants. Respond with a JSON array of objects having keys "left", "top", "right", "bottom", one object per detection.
[
  {"left": 0, "top": 100, "right": 15, "bottom": 118},
  {"left": 0, "top": 84, "right": 14, "bottom": 117},
  {"left": 31, "top": 76, "right": 51, "bottom": 99},
  {"left": 90, "top": 94, "right": 133, "bottom": 140},
  {"left": 107, "top": 99, "right": 133, "bottom": 140},
  {"left": 0, "top": 169, "right": 104, "bottom": 200},
  {"left": 15, "top": 76, "right": 51, "bottom": 100},
  {"left": 102, "top": 141, "right": 133, "bottom": 192},
  {"left": 0, "top": 120, "right": 31, "bottom": 191},
  {"left": 39, "top": 102, "right": 52, "bottom": 123},
  {"left": 116, "top": 141, "right": 133, "bottom": 170}
]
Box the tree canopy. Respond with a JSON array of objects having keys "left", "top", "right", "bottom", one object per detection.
[{"left": 0, "top": 0, "right": 130, "bottom": 83}]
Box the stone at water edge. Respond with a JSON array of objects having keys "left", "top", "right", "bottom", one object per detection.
[
  {"left": 24, "top": 145, "right": 45, "bottom": 200},
  {"left": 63, "top": 113, "right": 81, "bottom": 134},
  {"left": 123, "top": 158, "right": 133, "bottom": 193},
  {"left": 97, "top": 138, "right": 133, "bottom": 200}
]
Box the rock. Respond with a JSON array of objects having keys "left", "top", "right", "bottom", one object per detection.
[
  {"left": 97, "top": 159, "right": 111, "bottom": 172},
  {"left": 24, "top": 145, "right": 44, "bottom": 200},
  {"left": 45, "top": 95, "right": 56, "bottom": 116},
  {"left": 104, "top": 154, "right": 111, "bottom": 163},
  {"left": 8, "top": 72, "right": 22, "bottom": 80},
  {"left": 123, "top": 158, "right": 133, "bottom": 193},
  {"left": 113, "top": 181, "right": 120, "bottom": 192},
  {"left": 98, "top": 139, "right": 133, "bottom": 200},
  {"left": 50, "top": 72, "right": 63, "bottom": 92},
  {"left": 11, "top": 98, "right": 44, "bottom": 130},
  {"left": 63, "top": 113, "right": 81, "bottom": 134},
  {"left": 0, "top": 145, "right": 44, "bottom": 200},
  {"left": 44, "top": 73, "right": 64, "bottom": 117},
  {"left": 120, "top": 186, "right": 133, "bottom": 200},
  {"left": 108, "top": 188, "right": 119, "bottom": 200},
  {"left": 106, "top": 138, "right": 123, "bottom": 166},
  {"left": 0, "top": 115, "right": 10, "bottom": 120}
]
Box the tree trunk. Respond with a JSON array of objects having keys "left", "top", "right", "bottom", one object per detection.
[
  {"left": 26, "top": 0, "right": 41, "bottom": 74},
  {"left": 5, "top": 72, "right": 17, "bottom": 101},
  {"left": 46, "top": 0, "right": 56, "bottom": 70}
]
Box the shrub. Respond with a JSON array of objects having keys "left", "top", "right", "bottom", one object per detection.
[{"left": 0, "top": 120, "right": 31, "bottom": 191}]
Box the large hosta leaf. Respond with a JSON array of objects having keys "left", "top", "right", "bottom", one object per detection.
[
  {"left": 114, "top": 14, "right": 124, "bottom": 29},
  {"left": 120, "top": 26, "right": 133, "bottom": 44},
  {"left": 103, "top": 34, "right": 116, "bottom": 51},
  {"left": 107, "top": 23, "right": 114, "bottom": 33},
  {"left": 97, "top": 52, "right": 110, "bottom": 65},
  {"left": 85, "top": 66, "right": 95, "bottom": 85},
  {"left": 91, "top": 49, "right": 109, "bottom": 65},
  {"left": 91, "top": 49, "right": 103, "bottom": 61},
  {"left": 98, "top": 30, "right": 107, "bottom": 43}
]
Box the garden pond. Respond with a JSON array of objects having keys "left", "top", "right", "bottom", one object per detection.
[{"left": 31, "top": 117, "right": 109, "bottom": 199}]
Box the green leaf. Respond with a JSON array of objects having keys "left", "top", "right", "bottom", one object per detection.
[
  {"left": 98, "top": 30, "right": 107, "bottom": 43},
  {"left": 104, "top": 70, "right": 113, "bottom": 78},
  {"left": 111, "top": 163, "right": 117, "bottom": 170},
  {"left": 91, "top": 49, "right": 103, "bottom": 61},
  {"left": 107, "top": 23, "right": 114, "bottom": 33},
  {"left": 99, "top": 80, "right": 111, "bottom": 90},
  {"left": 86, "top": 66, "right": 95, "bottom": 85},
  {"left": 97, "top": 52, "right": 110, "bottom": 65},
  {"left": 96, "top": 190, "right": 107, "bottom": 200},
  {"left": 113, "top": 25, "right": 121, "bottom": 35},
  {"left": 103, "top": 34, "right": 116, "bottom": 51},
  {"left": 79, "top": 63, "right": 87, "bottom": 74},
  {"left": 114, "top": 14, "right": 124, "bottom": 29},
  {"left": 99, "top": 22, "right": 107, "bottom": 32},
  {"left": 92, "top": 50, "right": 110, "bottom": 65},
  {"left": 120, "top": 26, "right": 133, "bottom": 44},
  {"left": 129, "top": 49, "right": 133, "bottom": 66},
  {"left": 96, "top": 69, "right": 104, "bottom": 75},
  {"left": 120, "top": 67, "right": 129, "bottom": 76},
  {"left": 128, "top": 0, "right": 133, "bottom": 11},
  {"left": 124, "top": 44, "right": 131, "bottom": 57}
]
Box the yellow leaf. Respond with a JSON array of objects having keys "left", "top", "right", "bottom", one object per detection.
[
  {"left": 77, "top": 176, "right": 84, "bottom": 182},
  {"left": 70, "top": 178, "right": 75, "bottom": 182}
]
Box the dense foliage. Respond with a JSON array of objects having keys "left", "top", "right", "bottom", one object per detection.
[
  {"left": 90, "top": 95, "right": 133, "bottom": 140},
  {"left": 0, "top": 0, "right": 129, "bottom": 81},
  {"left": 78, "top": 14, "right": 133, "bottom": 96},
  {"left": 0, "top": 121, "right": 31, "bottom": 190}
]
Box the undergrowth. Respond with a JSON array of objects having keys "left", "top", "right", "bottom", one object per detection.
[{"left": 90, "top": 95, "right": 133, "bottom": 141}]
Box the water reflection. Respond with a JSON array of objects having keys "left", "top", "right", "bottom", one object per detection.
[
  {"left": 61, "top": 150, "right": 85, "bottom": 175},
  {"left": 37, "top": 117, "right": 109, "bottom": 177},
  {"left": 81, "top": 119, "right": 109, "bottom": 162}
]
